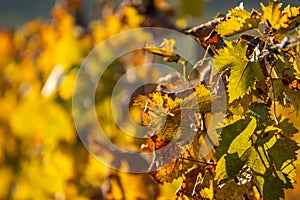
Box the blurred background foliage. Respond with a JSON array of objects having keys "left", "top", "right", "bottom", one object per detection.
[{"left": 0, "top": 0, "right": 299, "bottom": 199}]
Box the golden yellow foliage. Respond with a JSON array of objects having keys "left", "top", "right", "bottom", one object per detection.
[{"left": 0, "top": 3, "right": 151, "bottom": 199}]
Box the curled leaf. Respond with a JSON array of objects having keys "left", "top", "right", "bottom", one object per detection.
[{"left": 144, "top": 38, "right": 180, "bottom": 62}]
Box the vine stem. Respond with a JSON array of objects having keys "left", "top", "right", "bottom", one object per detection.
[
  {"left": 255, "top": 28, "right": 264, "bottom": 38},
  {"left": 187, "top": 45, "right": 211, "bottom": 87},
  {"left": 179, "top": 60, "right": 188, "bottom": 87},
  {"left": 269, "top": 76, "right": 279, "bottom": 125},
  {"left": 263, "top": 56, "right": 279, "bottom": 125},
  {"left": 179, "top": 157, "right": 216, "bottom": 166}
]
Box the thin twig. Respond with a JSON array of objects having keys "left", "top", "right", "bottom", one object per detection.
[
  {"left": 269, "top": 68, "right": 279, "bottom": 125},
  {"left": 188, "top": 45, "right": 211, "bottom": 86},
  {"left": 263, "top": 55, "right": 279, "bottom": 125},
  {"left": 179, "top": 157, "right": 217, "bottom": 166},
  {"left": 179, "top": 60, "right": 188, "bottom": 87},
  {"left": 255, "top": 28, "right": 264, "bottom": 38}
]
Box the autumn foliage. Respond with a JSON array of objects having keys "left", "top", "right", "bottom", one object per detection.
[{"left": 0, "top": 0, "right": 300, "bottom": 200}]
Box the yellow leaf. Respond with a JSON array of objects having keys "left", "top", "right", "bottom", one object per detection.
[
  {"left": 83, "top": 155, "right": 107, "bottom": 187},
  {"left": 145, "top": 38, "right": 180, "bottom": 62},
  {"left": 58, "top": 69, "right": 77, "bottom": 100},
  {"left": 123, "top": 7, "right": 144, "bottom": 28},
  {"left": 0, "top": 166, "right": 14, "bottom": 199},
  {"left": 0, "top": 28, "right": 15, "bottom": 66},
  {"left": 53, "top": 33, "right": 83, "bottom": 70},
  {"left": 216, "top": 8, "right": 261, "bottom": 37},
  {"left": 260, "top": 1, "right": 298, "bottom": 30},
  {"left": 282, "top": 5, "right": 300, "bottom": 18},
  {"left": 10, "top": 91, "right": 75, "bottom": 145},
  {"left": 13, "top": 152, "right": 74, "bottom": 199},
  {"left": 200, "top": 180, "right": 214, "bottom": 200}
]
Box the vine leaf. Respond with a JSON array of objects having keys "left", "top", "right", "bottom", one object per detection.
[
  {"left": 256, "top": 169, "right": 292, "bottom": 200},
  {"left": 148, "top": 131, "right": 202, "bottom": 183},
  {"left": 213, "top": 41, "right": 248, "bottom": 73},
  {"left": 214, "top": 41, "right": 265, "bottom": 103},
  {"left": 261, "top": 1, "right": 300, "bottom": 39},
  {"left": 276, "top": 118, "right": 299, "bottom": 137},
  {"left": 134, "top": 92, "right": 181, "bottom": 140},
  {"left": 214, "top": 178, "right": 251, "bottom": 199},
  {"left": 216, "top": 117, "right": 256, "bottom": 181},
  {"left": 274, "top": 54, "right": 297, "bottom": 83},
  {"left": 228, "top": 61, "right": 264, "bottom": 103},
  {"left": 134, "top": 85, "right": 212, "bottom": 141},
  {"left": 216, "top": 117, "right": 255, "bottom": 158},
  {"left": 227, "top": 117, "right": 256, "bottom": 157},
  {"left": 245, "top": 146, "right": 268, "bottom": 177},
  {"left": 272, "top": 79, "right": 300, "bottom": 115},
  {"left": 249, "top": 103, "right": 270, "bottom": 126},
  {"left": 181, "top": 84, "right": 212, "bottom": 114},
  {"left": 261, "top": 1, "right": 289, "bottom": 30},
  {"left": 216, "top": 8, "right": 261, "bottom": 37},
  {"left": 176, "top": 165, "right": 205, "bottom": 198},
  {"left": 215, "top": 153, "right": 246, "bottom": 181},
  {"left": 144, "top": 38, "right": 180, "bottom": 62},
  {"left": 244, "top": 132, "right": 297, "bottom": 199},
  {"left": 268, "top": 137, "right": 299, "bottom": 175},
  {"left": 282, "top": 4, "right": 300, "bottom": 18},
  {"left": 214, "top": 114, "right": 297, "bottom": 199},
  {"left": 135, "top": 86, "right": 212, "bottom": 183}
]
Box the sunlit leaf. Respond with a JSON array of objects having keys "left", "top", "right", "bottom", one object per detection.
[
  {"left": 272, "top": 79, "right": 300, "bottom": 115},
  {"left": 10, "top": 92, "right": 75, "bottom": 145},
  {"left": 261, "top": 1, "right": 300, "bottom": 39},
  {"left": 261, "top": 1, "right": 288, "bottom": 30},
  {"left": 214, "top": 41, "right": 265, "bottom": 103},
  {"left": 145, "top": 38, "right": 180, "bottom": 62},
  {"left": 216, "top": 8, "right": 261, "bottom": 37}
]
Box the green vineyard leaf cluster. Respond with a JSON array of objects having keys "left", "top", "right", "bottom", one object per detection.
[{"left": 134, "top": 1, "right": 300, "bottom": 199}]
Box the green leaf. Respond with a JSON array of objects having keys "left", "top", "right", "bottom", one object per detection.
[
  {"left": 249, "top": 103, "right": 269, "bottom": 125},
  {"left": 213, "top": 41, "right": 248, "bottom": 74},
  {"left": 274, "top": 55, "right": 297, "bottom": 82},
  {"left": 257, "top": 169, "right": 293, "bottom": 200},
  {"left": 267, "top": 138, "right": 299, "bottom": 171},
  {"left": 245, "top": 146, "right": 268, "bottom": 175},
  {"left": 263, "top": 173, "right": 285, "bottom": 200},
  {"left": 214, "top": 179, "right": 249, "bottom": 200},
  {"left": 243, "top": 135, "right": 296, "bottom": 199},
  {"left": 215, "top": 153, "right": 246, "bottom": 182},
  {"left": 216, "top": 8, "right": 261, "bottom": 37},
  {"left": 272, "top": 79, "right": 300, "bottom": 115},
  {"left": 228, "top": 61, "right": 264, "bottom": 103},
  {"left": 217, "top": 116, "right": 256, "bottom": 158},
  {"left": 229, "top": 93, "right": 253, "bottom": 116},
  {"left": 214, "top": 41, "right": 265, "bottom": 103},
  {"left": 227, "top": 117, "right": 256, "bottom": 157},
  {"left": 276, "top": 118, "right": 299, "bottom": 137}
]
